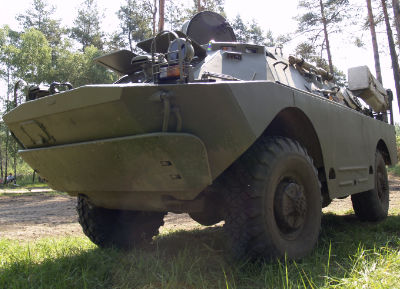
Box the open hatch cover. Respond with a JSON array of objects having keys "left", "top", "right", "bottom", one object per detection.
[{"left": 94, "top": 50, "right": 138, "bottom": 75}]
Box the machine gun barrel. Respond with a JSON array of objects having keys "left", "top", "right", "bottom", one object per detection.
[{"left": 288, "top": 56, "right": 333, "bottom": 81}]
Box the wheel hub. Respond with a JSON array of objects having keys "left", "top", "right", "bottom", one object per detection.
[{"left": 274, "top": 181, "right": 307, "bottom": 234}]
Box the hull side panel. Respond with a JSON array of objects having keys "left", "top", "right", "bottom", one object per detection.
[{"left": 228, "top": 81, "right": 396, "bottom": 198}]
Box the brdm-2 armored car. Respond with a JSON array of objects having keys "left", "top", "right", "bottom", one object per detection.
[{"left": 3, "top": 12, "right": 397, "bottom": 260}]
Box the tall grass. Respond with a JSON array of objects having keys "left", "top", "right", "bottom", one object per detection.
[
  {"left": 390, "top": 125, "right": 400, "bottom": 176},
  {"left": 1, "top": 213, "right": 400, "bottom": 288},
  {"left": 388, "top": 164, "right": 400, "bottom": 176}
]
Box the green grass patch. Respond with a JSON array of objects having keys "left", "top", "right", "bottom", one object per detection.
[
  {"left": 23, "top": 183, "right": 50, "bottom": 189},
  {"left": 1, "top": 213, "right": 400, "bottom": 288},
  {"left": 0, "top": 181, "right": 65, "bottom": 197},
  {"left": 14, "top": 173, "right": 47, "bottom": 187},
  {"left": 0, "top": 191, "right": 67, "bottom": 197},
  {"left": 0, "top": 176, "right": 48, "bottom": 188},
  {"left": 0, "top": 183, "right": 49, "bottom": 190},
  {"left": 388, "top": 163, "right": 400, "bottom": 176},
  {"left": 389, "top": 126, "right": 400, "bottom": 176}
]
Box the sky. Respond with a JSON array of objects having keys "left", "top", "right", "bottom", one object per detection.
[{"left": 0, "top": 0, "right": 399, "bottom": 121}]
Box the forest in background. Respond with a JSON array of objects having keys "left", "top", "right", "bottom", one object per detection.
[{"left": 1, "top": 0, "right": 400, "bottom": 183}]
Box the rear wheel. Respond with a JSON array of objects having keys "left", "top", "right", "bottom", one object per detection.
[
  {"left": 77, "top": 195, "right": 166, "bottom": 249},
  {"left": 224, "top": 137, "right": 322, "bottom": 260},
  {"left": 351, "top": 152, "right": 389, "bottom": 221}
]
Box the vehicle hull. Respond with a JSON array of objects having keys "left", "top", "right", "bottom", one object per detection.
[{"left": 3, "top": 81, "right": 397, "bottom": 210}]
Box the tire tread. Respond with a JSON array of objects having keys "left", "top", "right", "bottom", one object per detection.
[
  {"left": 223, "top": 136, "right": 321, "bottom": 260},
  {"left": 77, "top": 196, "right": 166, "bottom": 249}
]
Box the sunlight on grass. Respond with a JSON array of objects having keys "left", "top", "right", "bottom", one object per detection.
[
  {"left": 388, "top": 164, "right": 400, "bottom": 176},
  {"left": 24, "top": 183, "right": 51, "bottom": 189},
  {"left": 1, "top": 214, "right": 400, "bottom": 289},
  {"left": 327, "top": 246, "right": 400, "bottom": 288},
  {"left": 0, "top": 191, "right": 67, "bottom": 197}
]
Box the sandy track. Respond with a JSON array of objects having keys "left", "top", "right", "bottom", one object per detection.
[{"left": 1, "top": 175, "right": 400, "bottom": 240}]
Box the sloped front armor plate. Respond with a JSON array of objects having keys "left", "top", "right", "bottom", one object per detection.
[{"left": 20, "top": 133, "right": 212, "bottom": 198}]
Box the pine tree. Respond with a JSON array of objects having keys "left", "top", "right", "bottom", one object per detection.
[
  {"left": 231, "top": 15, "right": 274, "bottom": 46},
  {"left": 143, "top": 0, "right": 157, "bottom": 35},
  {"left": 392, "top": 0, "right": 400, "bottom": 50},
  {"left": 196, "top": 0, "right": 202, "bottom": 12},
  {"left": 186, "top": 0, "right": 225, "bottom": 18},
  {"left": 295, "top": 41, "right": 347, "bottom": 86},
  {"left": 16, "top": 0, "right": 64, "bottom": 47},
  {"left": 14, "top": 29, "right": 52, "bottom": 84},
  {"left": 117, "top": 0, "right": 152, "bottom": 51},
  {"left": 0, "top": 26, "right": 18, "bottom": 184},
  {"left": 165, "top": 0, "right": 187, "bottom": 31},
  {"left": 366, "top": 0, "right": 383, "bottom": 84},
  {"left": 158, "top": 0, "right": 165, "bottom": 31},
  {"left": 381, "top": 0, "right": 400, "bottom": 113},
  {"left": 296, "top": 0, "right": 350, "bottom": 75},
  {"left": 70, "top": 0, "right": 104, "bottom": 51}
]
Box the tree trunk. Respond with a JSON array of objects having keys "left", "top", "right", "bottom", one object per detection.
[
  {"left": 14, "top": 80, "right": 21, "bottom": 107},
  {"left": 13, "top": 151, "right": 17, "bottom": 184},
  {"left": 158, "top": 0, "right": 165, "bottom": 32},
  {"left": 152, "top": 0, "right": 157, "bottom": 35},
  {"left": 197, "top": 0, "right": 201, "bottom": 12},
  {"left": 0, "top": 120, "right": 3, "bottom": 180},
  {"left": 0, "top": 139, "right": 3, "bottom": 181},
  {"left": 3, "top": 68, "right": 10, "bottom": 185},
  {"left": 4, "top": 131, "right": 9, "bottom": 185},
  {"left": 393, "top": 0, "right": 400, "bottom": 51},
  {"left": 319, "top": 0, "right": 334, "bottom": 75},
  {"left": 382, "top": 0, "right": 400, "bottom": 113},
  {"left": 367, "top": 0, "right": 383, "bottom": 84},
  {"left": 13, "top": 81, "right": 19, "bottom": 184},
  {"left": 128, "top": 28, "right": 133, "bottom": 51}
]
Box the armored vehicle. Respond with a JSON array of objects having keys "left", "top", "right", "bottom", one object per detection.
[{"left": 3, "top": 12, "right": 397, "bottom": 260}]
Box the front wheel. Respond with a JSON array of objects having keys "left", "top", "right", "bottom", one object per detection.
[
  {"left": 351, "top": 152, "right": 389, "bottom": 221},
  {"left": 224, "top": 137, "right": 322, "bottom": 260},
  {"left": 77, "top": 195, "right": 166, "bottom": 249}
]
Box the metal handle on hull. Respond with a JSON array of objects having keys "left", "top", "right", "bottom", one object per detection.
[
  {"left": 151, "top": 90, "right": 183, "bottom": 132},
  {"left": 161, "top": 94, "right": 171, "bottom": 132}
]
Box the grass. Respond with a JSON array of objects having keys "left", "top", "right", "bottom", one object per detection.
[
  {"left": 15, "top": 174, "right": 47, "bottom": 187},
  {"left": 388, "top": 127, "right": 400, "bottom": 176},
  {"left": 1, "top": 128, "right": 399, "bottom": 287},
  {"left": 0, "top": 183, "right": 66, "bottom": 196},
  {"left": 1, "top": 213, "right": 400, "bottom": 288},
  {"left": 0, "top": 176, "right": 48, "bottom": 189},
  {"left": 0, "top": 175, "right": 64, "bottom": 196},
  {"left": 23, "top": 183, "right": 50, "bottom": 189},
  {"left": 0, "top": 191, "right": 67, "bottom": 197},
  {"left": 0, "top": 183, "right": 49, "bottom": 190},
  {"left": 388, "top": 163, "right": 400, "bottom": 176}
]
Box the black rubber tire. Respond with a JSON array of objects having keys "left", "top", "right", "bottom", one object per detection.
[
  {"left": 77, "top": 195, "right": 166, "bottom": 249},
  {"left": 351, "top": 152, "right": 389, "bottom": 222},
  {"left": 224, "top": 136, "right": 322, "bottom": 260}
]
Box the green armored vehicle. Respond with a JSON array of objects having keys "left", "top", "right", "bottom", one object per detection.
[{"left": 3, "top": 12, "right": 397, "bottom": 260}]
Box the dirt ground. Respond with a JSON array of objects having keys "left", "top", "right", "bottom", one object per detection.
[{"left": 1, "top": 175, "right": 400, "bottom": 241}]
